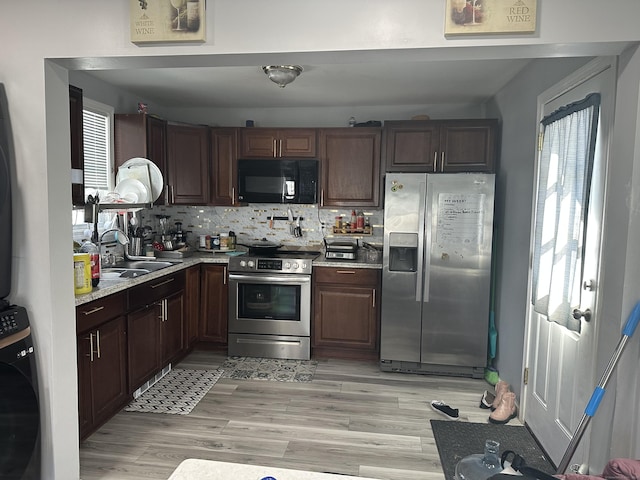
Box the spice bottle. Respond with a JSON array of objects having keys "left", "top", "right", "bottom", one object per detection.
[
  {"left": 357, "top": 211, "right": 365, "bottom": 232},
  {"left": 350, "top": 210, "right": 357, "bottom": 231}
]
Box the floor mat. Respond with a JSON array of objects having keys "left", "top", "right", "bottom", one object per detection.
[
  {"left": 221, "top": 356, "right": 317, "bottom": 382},
  {"left": 124, "top": 368, "right": 223, "bottom": 415},
  {"left": 431, "top": 420, "right": 556, "bottom": 480}
]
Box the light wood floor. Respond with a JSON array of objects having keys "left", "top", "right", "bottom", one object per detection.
[{"left": 80, "top": 349, "right": 511, "bottom": 480}]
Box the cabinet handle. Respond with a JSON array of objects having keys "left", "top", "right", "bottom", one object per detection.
[
  {"left": 320, "top": 189, "right": 324, "bottom": 207},
  {"left": 164, "top": 299, "right": 168, "bottom": 322},
  {"left": 372, "top": 289, "right": 376, "bottom": 308},
  {"left": 164, "top": 184, "right": 169, "bottom": 204},
  {"left": 87, "top": 333, "right": 95, "bottom": 362},
  {"left": 231, "top": 187, "right": 235, "bottom": 205},
  {"left": 151, "top": 277, "right": 176, "bottom": 289},
  {"left": 81, "top": 306, "right": 104, "bottom": 316},
  {"left": 440, "top": 152, "right": 445, "bottom": 172},
  {"left": 156, "top": 300, "right": 164, "bottom": 321},
  {"left": 96, "top": 329, "right": 101, "bottom": 359},
  {"left": 273, "top": 139, "right": 277, "bottom": 158},
  {"left": 336, "top": 270, "right": 356, "bottom": 274},
  {"left": 433, "top": 151, "right": 437, "bottom": 172},
  {"left": 279, "top": 139, "right": 283, "bottom": 157},
  {"left": 171, "top": 185, "right": 175, "bottom": 204},
  {"left": 223, "top": 267, "right": 227, "bottom": 285}
]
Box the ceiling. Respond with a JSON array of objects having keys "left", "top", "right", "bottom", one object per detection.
[{"left": 83, "top": 58, "right": 534, "bottom": 109}]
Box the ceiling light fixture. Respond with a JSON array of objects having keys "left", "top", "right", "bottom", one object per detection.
[{"left": 262, "top": 65, "right": 303, "bottom": 88}]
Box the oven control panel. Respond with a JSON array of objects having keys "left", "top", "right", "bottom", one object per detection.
[
  {"left": 229, "top": 256, "right": 313, "bottom": 275},
  {"left": 0, "top": 305, "right": 30, "bottom": 340}
]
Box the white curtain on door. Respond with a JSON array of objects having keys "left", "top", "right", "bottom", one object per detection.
[{"left": 531, "top": 93, "right": 600, "bottom": 333}]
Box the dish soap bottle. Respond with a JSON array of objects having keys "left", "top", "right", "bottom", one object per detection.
[
  {"left": 80, "top": 240, "right": 101, "bottom": 287},
  {"left": 454, "top": 439, "right": 501, "bottom": 480}
]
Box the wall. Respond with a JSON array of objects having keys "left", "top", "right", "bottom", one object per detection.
[
  {"left": 1, "top": 1, "right": 640, "bottom": 478},
  {"left": 486, "top": 56, "right": 591, "bottom": 392}
]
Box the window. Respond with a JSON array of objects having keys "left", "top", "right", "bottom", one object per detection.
[
  {"left": 82, "top": 98, "right": 114, "bottom": 198},
  {"left": 72, "top": 98, "right": 115, "bottom": 242}
]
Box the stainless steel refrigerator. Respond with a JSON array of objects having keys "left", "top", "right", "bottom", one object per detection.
[{"left": 380, "top": 173, "right": 495, "bottom": 378}]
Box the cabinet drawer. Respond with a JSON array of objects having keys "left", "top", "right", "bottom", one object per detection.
[
  {"left": 128, "top": 271, "right": 186, "bottom": 311},
  {"left": 76, "top": 291, "right": 127, "bottom": 334},
  {"left": 314, "top": 267, "right": 380, "bottom": 286}
]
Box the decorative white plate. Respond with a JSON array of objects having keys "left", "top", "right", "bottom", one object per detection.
[
  {"left": 114, "top": 178, "right": 149, "bottom": 204},
  {"left": 118, "top": 157, "right": 164, "bottom": 202}
]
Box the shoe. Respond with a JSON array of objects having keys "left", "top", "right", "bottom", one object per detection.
[
  {"left": 489, "top": 391, "right": 518, "bottom": 424},
  {"left": 431, "top": 400, "right": 460, "bottom": 420},
  {"left": 492, "top": 380, "right": 510, "bottom": 411},
  {"left": 480, "top": 390, "right": 495, "bottom": 409}
]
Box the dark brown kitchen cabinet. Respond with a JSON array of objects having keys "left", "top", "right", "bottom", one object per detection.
[
  {"left": 114, "top": 113, "right": 167, "bottom": 205},
  {"left": 185, "top": 265, "right": 201, "bottom": 348},
  {"left": 127, "top": 271, "right": 186, "bottom": 392},
  {"left": 383, "top": 119, "right": 498, "bottom": 173},
  {"left": 167, "top": 124, "right": 209, "bottom": 205},
  {"left": 240, "top": 128, "right": 317, "bottom": 158},
  {"left": 318, "top": 128, "right": 381, "bottom": 207},
  {"left": 199, "top": 264, "right": 228, "bottom": 344},
  {"left": 69, "top": 85, "right": 85, "bottom": 207},
  {"left": 312, "top": 267, "right": 381, "bottom": 360},
  {"left": 210, "top": 127, "right": 238, "bottom": 205},
  {"left": 76, "top": 292, "right": 128, "bottom": 440}
]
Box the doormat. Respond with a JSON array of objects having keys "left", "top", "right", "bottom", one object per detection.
[
  {"left": 221, "top": 356, "right": 317, "bottom": 382},
  {"left": 430, "top": 420, "right": 556, "bottom": 480},
  {"left": 124, "top": 368, "right": 223, "bottom": 415}
]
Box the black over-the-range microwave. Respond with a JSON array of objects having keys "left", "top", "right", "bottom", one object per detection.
[{"left": 237, "top": 158, "right": 318, "bottom": 204}]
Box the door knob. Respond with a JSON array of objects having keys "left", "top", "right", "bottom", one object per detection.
[
  {"left": 572, "top": 308, "right": 592, "bottom": 322},
  {"left": 583, "top": 279, "right": 596, "bottom": 291}
]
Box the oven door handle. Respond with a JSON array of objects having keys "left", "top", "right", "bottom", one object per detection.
[{"left": 228, "top": 273, "right": 311, "bottom": 285}]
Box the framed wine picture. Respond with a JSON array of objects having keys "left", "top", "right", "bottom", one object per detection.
[
  {"left": 130, "top": 0, "right": 206, "bottom": 43},
  {"left": 444, "top": 0, "right": 537, "bottom": 36}
]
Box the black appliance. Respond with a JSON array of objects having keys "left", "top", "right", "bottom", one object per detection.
[
  {"left": 237, "top": 158, "right": 318, "bottom": 204},
  {"left": 0, "top": 84, "right": 13, "bottom": 303},
  {"left": 0, "top": 84, "right": 41, "bottom": 480}
]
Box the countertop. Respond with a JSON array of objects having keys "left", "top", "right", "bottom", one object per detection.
[
  {"left": 75, "top": 251, "right": 381, "bottom": 306},
  {"left": 167, "top": 459, "right": 380, "bottom": 480}
]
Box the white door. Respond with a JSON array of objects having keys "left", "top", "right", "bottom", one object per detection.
[{"left": 523, "top": 58, "right": 616, "bottom": 468}]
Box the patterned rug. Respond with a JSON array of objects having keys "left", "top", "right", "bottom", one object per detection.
[
  {"left": 221, "top": 356, "right": 318, "bottom": 382},
  {"left": 125, "top": 368, "right": 224, "bottom": 415}
]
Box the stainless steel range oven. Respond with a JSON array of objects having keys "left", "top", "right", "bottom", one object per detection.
[{"left": 228, "top": 252, "right": 318, "bottom": 360}]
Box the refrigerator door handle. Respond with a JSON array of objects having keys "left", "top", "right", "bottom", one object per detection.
[
  {"left": 423, "top": 179, "right": 432, "bottom": 303},
  {"left": 416, "top": 181, "right": 426, "bottom": 302}
]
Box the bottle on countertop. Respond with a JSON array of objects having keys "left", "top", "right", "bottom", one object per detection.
[
  {"left": 80, "top": 240, "right": 100, "bottom": 287},
  {"left": 356, "top": 211, "right": 365, "bottom": 232},
  {"left": 350, "top": 210, "right": 357, "bottom": 231}
]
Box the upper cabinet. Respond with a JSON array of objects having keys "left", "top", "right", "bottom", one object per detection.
[
  {"left": 383, "top": 119, "right": 498, "bottom": 173},
  {"left": 114, "top": 114, "right": 168, "bottom": 205},
  {"left": 240, "top": 128, "right": 317, "bottom": 158},
  {"left": 210, "top": 127, "right": 238, "bottom": 206},
  {"left": 69, "top": 85, "right": 85, "bottom": 207},
  {"left": 166, "top": 124, "right": 210, "bottom": 205},
  {"left": 318, "top": 128, "right": 381, "bottom": 208}
]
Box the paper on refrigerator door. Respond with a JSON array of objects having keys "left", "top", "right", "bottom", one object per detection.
[{"left": 436, "top": 193, "right": 485, "bottom": 245}]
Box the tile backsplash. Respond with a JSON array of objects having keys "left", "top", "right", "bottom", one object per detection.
[{"left": 137, "top": 203, "right": 384, "bottom": 250}]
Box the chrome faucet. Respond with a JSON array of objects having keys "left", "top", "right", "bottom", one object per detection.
[{"left": 98, "top": 228, "right": 152, "bottom": 262}]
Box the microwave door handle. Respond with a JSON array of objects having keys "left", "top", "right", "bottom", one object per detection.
[{"left": 284, "top": 179, "right": 296, "bottom": 200}]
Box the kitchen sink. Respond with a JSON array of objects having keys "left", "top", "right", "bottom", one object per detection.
[{"left": 102, "top": 261, "right": 175, "bottom": 279}]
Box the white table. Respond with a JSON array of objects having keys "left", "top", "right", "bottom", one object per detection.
[{"left": 168, "top": 459, "right": 380, "bottom": 480}]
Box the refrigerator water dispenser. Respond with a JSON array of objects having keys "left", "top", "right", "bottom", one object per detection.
[{"left": 388, "top": 233, "right": 417, "bottom": 272}]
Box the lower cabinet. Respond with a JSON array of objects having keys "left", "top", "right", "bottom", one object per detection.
[
  {"left": 127, "top": 271, "right": 186, "bottom": 393},
  {"left": 312, "top": 267, "right": 381, "bottom": 360},
  {"left": 76, "top": 292, "right": 128, "bottom": 440},
  {"left": 199, "top": 264, "right": 228, "bottom": 344}
]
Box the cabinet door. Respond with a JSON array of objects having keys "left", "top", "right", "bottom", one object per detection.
[
  {"left": 319, "top": 128, "right": 381, "bottom": 207},
  {"left": 199, "top": 264, "right": 228, "bottom": 344},
  {"left": 210, "top": 127, "right": 237, "bottom": 205},
  {"left": 438, "top": 120, "right": 497, "bottom": 173},
  {"left": 90, "top": 316, "right": 128, "bottom": 426},
  {"left": 313, "top": 268, "right": 380, "bottom": 359},
  {"left": 69, "top": 85, "right": 85, "bottom": 206},
  {"left": 162, "top": 292, "right": 185, "bottom": 365},
  {"left": 167, "top": 124, "right": 209, "bottom": 204},
  {"left": 383, "top": 121, "right": 440, "bottom": 172},
  {"left": 185, "top": 265, "right": 201, "bottom": 347},
  {"left": 240, "top": 128, "right": 317, "bottom": 158},
  {"left": 127, "top": 304, "right": 162, "bottom": 392},
  {"left": 77, "top": 332, "right": 93, "bottom": 438},
  {"left": 114, "top": 114, "right": 168, "bottom": 205},
  {"left": 279, "top": 128, "right": 317, "bottom": 157}
]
